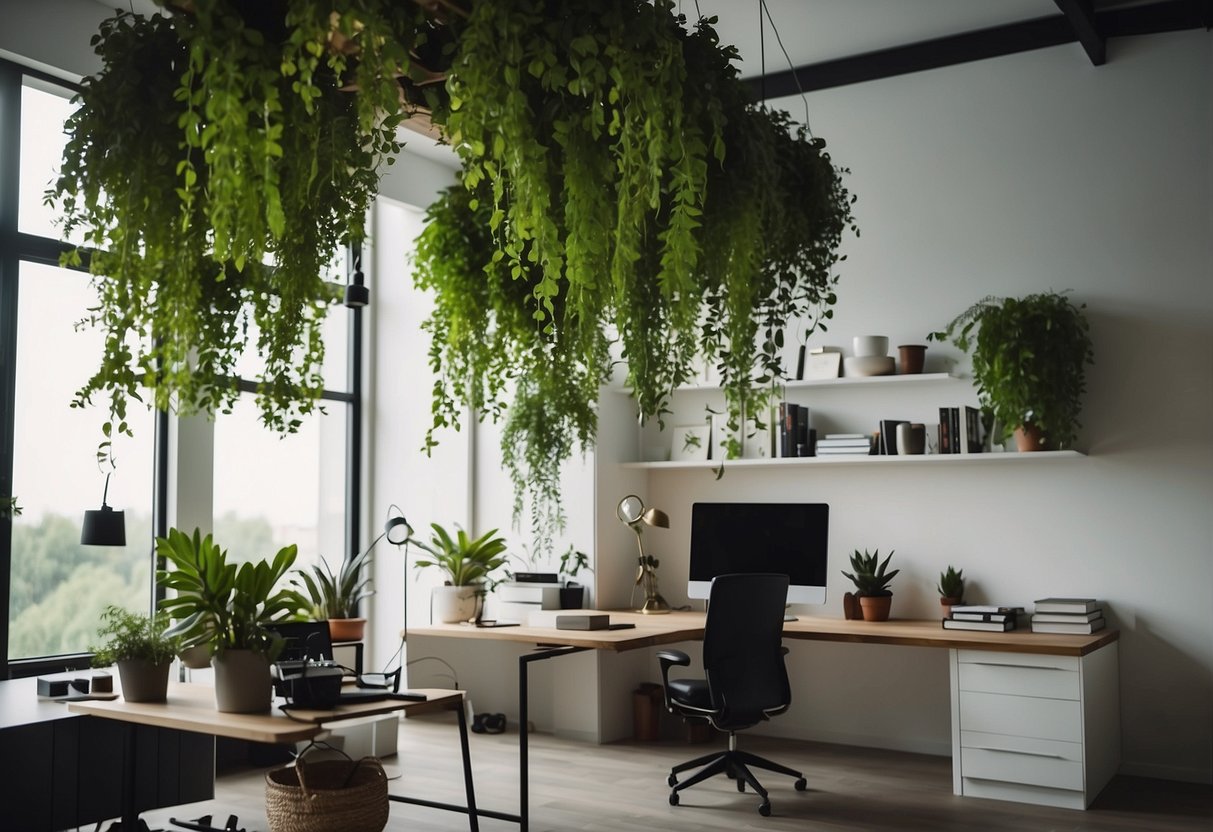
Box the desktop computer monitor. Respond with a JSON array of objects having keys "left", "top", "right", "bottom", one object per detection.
[{"left": 688, "top": 502, "right": 829, "bottom": 605}]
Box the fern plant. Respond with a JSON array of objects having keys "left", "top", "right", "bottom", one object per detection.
[
  {"left": 841, "top": 549, "right": 899, "bottom": 598},
  {"left": 91, "top": 606, "right": 180, "bottom": 667}
]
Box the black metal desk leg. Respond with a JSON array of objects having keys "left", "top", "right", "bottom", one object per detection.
[
  {"left": 455, "top": 701, "right": 480, "bottom": 832},
  {"left": 518, "top": 646, "right": 588, "bottom": 832}
]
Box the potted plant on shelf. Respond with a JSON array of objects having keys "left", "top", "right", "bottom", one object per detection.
[
  {"left": 557, "top": 546, "right": 593, "bottom": 610},
  {"left": 937, "top": 566, "right": 965, "bottom": 618},
  {"left": 292, "top": 549, "right": 374, "bottom": 643},
  {"left": 412, "top": 524, "right": 509, "bottom": 624},
  {"left": 157, "top": 528, "right": 305, "bottom": 713},
  {"left": 928, "top": 291, "right": 1094, "bottom": 451},
  {"left": 841, "top": 549, "right": 899, "bottom": 622},
  {"left": 90, "top": 605, "right": 180, "bottom": 703}
]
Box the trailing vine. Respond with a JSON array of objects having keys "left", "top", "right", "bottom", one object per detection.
[
  {"left": 50, "top": 3, "right": 426, "bottom": 440},
  {"left": 415, "top": 1, "right": 857, "bottom": 552}
]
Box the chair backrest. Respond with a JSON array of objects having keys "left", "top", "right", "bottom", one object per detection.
[{"left": 702, "top": 573, "right": 791, "bottom": 729}]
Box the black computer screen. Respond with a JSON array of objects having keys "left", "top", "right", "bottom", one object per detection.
[{"left": 688, "top": 502, "right": 829, "bottom": 603}]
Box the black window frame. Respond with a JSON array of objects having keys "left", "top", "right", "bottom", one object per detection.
[{"left": 0, "top": 57, "right": 362, "bottom": 678}]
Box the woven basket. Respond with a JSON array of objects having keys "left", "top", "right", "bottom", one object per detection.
[{"left": 265, "top": 756, "right": 389, "bottom": 832}]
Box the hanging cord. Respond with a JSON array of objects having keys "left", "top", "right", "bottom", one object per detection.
[
  {"left": 759, "top": 0, "right": 812, "bottom": 134},
  {"left": 758, "top": 0, "right": 766, "bottom": 104}
]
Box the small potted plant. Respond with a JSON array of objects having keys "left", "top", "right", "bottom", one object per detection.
[
  {"left": 91, "top": 605, "right": 179, "bottom": 703},
  {"left": 412, "top": 524, "right": 509, "bottom": 623},
  {"left": 557, "top": 546, "right": 593, "bottom": 610},
  {"left": 928, "top": 291, "right": 1094, "bottom": 451},
  {"left": 293, "top": 549, "right": 374, "bottom": 643},
  {"left": 937, "top": 566, "right": 965, "bottom": 617},
  {"left": 841, "top": 549, "right": 899, "bottom": 622},
  {"left": 157, "top": 528, "right": 305, "bottom": 713}
]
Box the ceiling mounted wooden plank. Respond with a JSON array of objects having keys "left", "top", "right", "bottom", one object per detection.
[
  {"left": 745, "top": 0, "right": 1210, "bottom": 100},
  {"left": 1054, "top": 0, "right": 1105, "bottom": 65}
]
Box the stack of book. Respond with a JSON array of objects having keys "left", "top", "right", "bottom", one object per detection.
[
  {"left": 941, "top": 604, "right": 1024, "bottom": 632},
  {"left": 777, "top": 402, "right": 813, "bottom": 457},
  {"left": 814, "top": 433, "right": 872, "bottom": 456},
  {"left": 1031, "top": 598, "right": 1106, "bottom": 634}
]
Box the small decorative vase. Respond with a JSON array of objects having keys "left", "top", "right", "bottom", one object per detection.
[
  {"left": 1014, "top": 423, "right": 1047, "bottom": 452},
  {"left": 852, "top": 335, "right": 889, "bottom": 358},
  {"left": 117, "top": 658, "right": 172, "bottom": 703},
  {"left": 896, "top": 422, "right": 926, "bottom": 455},
  {"left": 328, "top": 617, "right": 366, "bottom": 642},
  {"left": 858, "top": 595, "right": 892, "bottom": 622},
  {"left": 897, "top": 344, "right": 926, "bottom": 374},
  {"left": 842, "top": 591, "right": 861, "bottom": 621}
]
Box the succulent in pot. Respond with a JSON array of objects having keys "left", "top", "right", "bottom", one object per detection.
[
  {"left": 841, "top": 549, "right": 899, "bottom": 622},
  {"left": 293, "top": 549, "right": 374, "bottom": 643},
  {"left": 937, "top": 566, "right": 966, "bottom": 617},
  {"left": 412, "top": 524, "right": 509, "bottom": 623}
]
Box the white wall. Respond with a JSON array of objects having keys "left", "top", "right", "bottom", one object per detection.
[{"left": 628, "top": 32, "right": 1211, "bottom": 781}]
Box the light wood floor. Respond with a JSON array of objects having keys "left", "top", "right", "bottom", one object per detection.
[{"left": 134, "top": 713, "right": 1212, "bottom": 832}]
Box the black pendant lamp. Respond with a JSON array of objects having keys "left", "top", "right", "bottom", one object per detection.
[
  {"left": 81, "top": 473, "right": 126, "bottom": 546},
  {"left": 343, "top": 242, "right": 369, "bottom": 308}
]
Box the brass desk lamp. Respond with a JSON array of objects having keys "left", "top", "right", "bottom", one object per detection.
[{"left": 617, "top": 494, "right": 671, "bottom": 614}]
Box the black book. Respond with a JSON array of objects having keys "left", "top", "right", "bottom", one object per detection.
[
  {"left": 942, "top": 618, "right": 1016, "bottom": 632},
  {"left": 938, "top": 407, "right": 951, "bottom": 454},
  {"left": 879, "top": 419, "right": 908, "bottom": 455},
  {"left": 796, "top": 406, "right": 810, "bottom": 456},
  {"left": 950, "top": 407, "right": 961, "bottom": 454}
]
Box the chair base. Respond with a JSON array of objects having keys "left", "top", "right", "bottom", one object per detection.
[{"left": 667, "top": 746, "right": 807, "bottom": 815}]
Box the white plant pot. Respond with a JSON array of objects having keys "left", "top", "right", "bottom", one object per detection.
[
  {"left": 432, "top": 585, "right": 479, "bottom": 624},
  {"left": 852, "top": 335, "right": 889, "bottom": 357}
]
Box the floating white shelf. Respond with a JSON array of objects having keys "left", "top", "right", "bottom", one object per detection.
[
  {"left": 661, "top": 372, "right": 964, "bottom": 393},
  {"left": 620, "top": 450, "right": 1085, "bottom": 470}
]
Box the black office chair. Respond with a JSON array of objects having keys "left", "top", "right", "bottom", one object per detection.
[{"left": 658, "top": 573, "right": 807, "bottom": 816}]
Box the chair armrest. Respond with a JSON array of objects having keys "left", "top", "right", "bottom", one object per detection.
[{"left": 657, "top": 649, "right": 691, "bottom": 714}]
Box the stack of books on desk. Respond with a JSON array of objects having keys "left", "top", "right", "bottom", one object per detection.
[
  {"left": 814, "top": 433, "right": 872, "bottom": 456},
  {"left": 941, "top": 605, "right": 1024, "bottom": 632},
  {"left": 1031, "top": 598, "right": 1106, "bottom": 634}
]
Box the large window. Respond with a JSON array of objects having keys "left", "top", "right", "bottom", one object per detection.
[
  {"left": 8, "top": 263, "right": 154, "bottom": 659},
  {"left": 0, "top": 61, "right": 362, "bottom": 674}
]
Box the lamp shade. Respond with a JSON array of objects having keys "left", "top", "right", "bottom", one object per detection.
[
  {"left": 384, "top": 514, "right": 412, "bottom": 546},
  {"left": 81, "top": 505, "right": 126, "bottom": 546},
  {"left": 343, "top": 282, "right": 369, "bottom": 308}
]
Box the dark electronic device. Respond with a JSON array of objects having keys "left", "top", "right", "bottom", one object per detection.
[
  {"left": 688, "top": 502, "right": 829, "bottom": 605},
  {"left": 269, "top": 622, "right": 413, "bottom": 708}
]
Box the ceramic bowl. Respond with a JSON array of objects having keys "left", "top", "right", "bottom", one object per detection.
[
  {"left": 852, "top": 335, "right": 889, "bottom": 357},
  {"left": 843, "top": 355, "right": 895, "bottom": 377}
]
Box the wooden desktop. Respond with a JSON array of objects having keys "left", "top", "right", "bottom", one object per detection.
[{"left": 411, "top": 610, "right": 1120, "bottom": 824}]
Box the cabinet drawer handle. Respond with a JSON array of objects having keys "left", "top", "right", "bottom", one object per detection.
[
  {"left": 970, "top": 745, "right": 1064, "bottom": 759},
  {"left": 968, "top": 661, "right": 1067, "bottom": 671}
]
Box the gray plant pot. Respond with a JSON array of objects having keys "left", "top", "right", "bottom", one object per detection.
[
  {"left": 117, "top": 658, "right": 172, "bottom": 703},
  {"left": 212, "top": 649, "right": 272, "bottom": 713},
  {"left": 178, "top": 644, "right": 212, "bottom": 670}
]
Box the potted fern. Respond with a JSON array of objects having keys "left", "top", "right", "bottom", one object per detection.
[
  {"left": 413, "top": 524, "right": 509, "bottom": 623},
  {"left": 928, "top": 291, "right": 1094, "bottom": 451},
  {"left": 841, "top": 549, "right": 899, "bottom": 622},
  {"left": 293, "top": 550, "right": 374, "bottom": 642},
  {"left": 91, "top": 606, "right": 180, "bottom": 703}
]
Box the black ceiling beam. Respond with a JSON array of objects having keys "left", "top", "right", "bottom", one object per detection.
[
  {"left": 1055, "top": 0, "right": 1105, "bottom": 65},
  {"left": 745, "top": 0, "right": 1211, "bottom": 99}
]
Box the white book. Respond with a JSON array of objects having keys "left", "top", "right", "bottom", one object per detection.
[
  {"left": 1031, "top": 610, "right": 1102, "bottom": 623},
  {"left": 942, "top": 618, "right": 1014, "bottom": 632},
  {"left": 1031, "top": 617, "right": 1106, "bottom": 635},
  {"left": 1034, "top": 597, "right": 1099, "bottom": 614}
]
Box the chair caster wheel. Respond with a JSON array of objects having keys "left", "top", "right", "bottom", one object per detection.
[
  {"left": 669, "top": 792, "right": 680, "bottom": 806},
  {"left": 759, "top": 801, "right": 771, "bottom": 817},
  {"left": 736, "top": 779, "right": 745, "bottom": 792},
  {"left": 667, "top": 774, "right": 678, "bottom": 787},
  {"left": 794, "top": 777, "right": 807, "bottom": 791}
]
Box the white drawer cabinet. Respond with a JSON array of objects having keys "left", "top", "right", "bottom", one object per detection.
[{"left": 949, "top": 645, "right": 1120, "bottom": 810}]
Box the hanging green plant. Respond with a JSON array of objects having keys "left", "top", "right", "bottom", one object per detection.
[
  {"left": 50, "top": 3, "right": 427, "bottom": 440},
  {"left": 415, "top": 0, "right": 856, "bottom": 550}
]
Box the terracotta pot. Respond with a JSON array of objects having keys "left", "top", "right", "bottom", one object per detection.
[
  {"left": 939, "top": 597, "right": 964, "bottom": 619},
  {"left": 117, "top": 658, "right": 172, "bottom": 703},
  {"left": 842, "top": 591, "right": 861, "bottom": 621},
  {"left": 897, "top": 344, "right": 926, "bottom": 374},
  {"left": 328, "top": 617, "right": 366, "bottom": 643},
  {"left": 858, "top": 595, "right": 892, "bottom": 622},
  {"left": 1014, "top": 423, "right": 1047, "bottom": 452}
]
